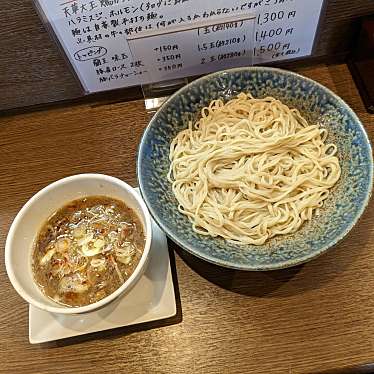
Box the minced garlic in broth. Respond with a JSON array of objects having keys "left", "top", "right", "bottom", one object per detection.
[{"left": 32, "top": 196, "right": 145, "bottom": 307}]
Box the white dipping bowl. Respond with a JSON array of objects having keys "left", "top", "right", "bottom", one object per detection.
[{"left": 5, "top": 174, "right": 152, "bottom": 315}]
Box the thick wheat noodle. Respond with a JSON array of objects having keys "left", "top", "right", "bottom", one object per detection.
[{"left": 167, "top": 93, "right": 341, "bottom": 245}]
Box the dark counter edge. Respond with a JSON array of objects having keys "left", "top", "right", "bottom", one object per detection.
[{"left": 0, "top": 54, "right": 347, "bottom": 119}]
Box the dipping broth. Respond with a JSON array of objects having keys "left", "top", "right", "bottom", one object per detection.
[{"left": 32, "top": 196, "right": 145, "bottom": 307}]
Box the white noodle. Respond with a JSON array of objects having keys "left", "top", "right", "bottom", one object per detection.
[{"left": 167, "top": 93, "right": 341, "bottom": 245}]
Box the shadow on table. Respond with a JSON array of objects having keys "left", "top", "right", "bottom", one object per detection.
[
  {"left": 170, "top": 239, "right": 303, "bottom": 297},
  {"left": 170, "top": 219, "right": 370, "bottom": 298},
  {"left": 45, "top": 248, "right": 182, "bottom": 348},
  {"left": 314, "top": 363, "right": 374, "bottom": 374}
]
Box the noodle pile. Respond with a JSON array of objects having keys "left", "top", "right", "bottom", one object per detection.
[{"left": 167, "top": 93, "right": 341, "bottom": 245}]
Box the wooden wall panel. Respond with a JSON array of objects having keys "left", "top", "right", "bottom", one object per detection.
[
  {"left": 0, "top": 1, "right": 81, "bottom": 111},
  {"left": 0, "top": 0, "right": 373, "bottom": 112},
  {"left": 314, "top": 0, "right": 374, "bottom": 56}
]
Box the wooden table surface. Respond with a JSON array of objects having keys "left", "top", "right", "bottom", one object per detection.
[{"left": 1, "top": 63, "right": 374, "bottom": 374}]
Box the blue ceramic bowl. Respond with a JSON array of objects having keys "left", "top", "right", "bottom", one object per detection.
[{"left": 137, "top": 67, "right": 373, "bottom": 270}]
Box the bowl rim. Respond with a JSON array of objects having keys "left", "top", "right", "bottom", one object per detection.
[
  {"left": 5, "top": 173, "right": 153, "bottom": 314},
  {"left": 137, "top": 66, "right": 373, "bottom": 271}
]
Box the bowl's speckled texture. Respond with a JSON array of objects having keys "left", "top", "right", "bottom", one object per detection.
[{"left": 137, "top": 67, "right": 373, "bottom": 270}]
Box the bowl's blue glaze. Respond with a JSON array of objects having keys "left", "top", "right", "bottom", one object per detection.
[{"left": 137, "top": 67, "right": 373, "bottom": 270}]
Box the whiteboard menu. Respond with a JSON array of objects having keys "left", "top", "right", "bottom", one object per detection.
[{"left": 35, "top": 0, "right": 325, "bottom": 93}]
